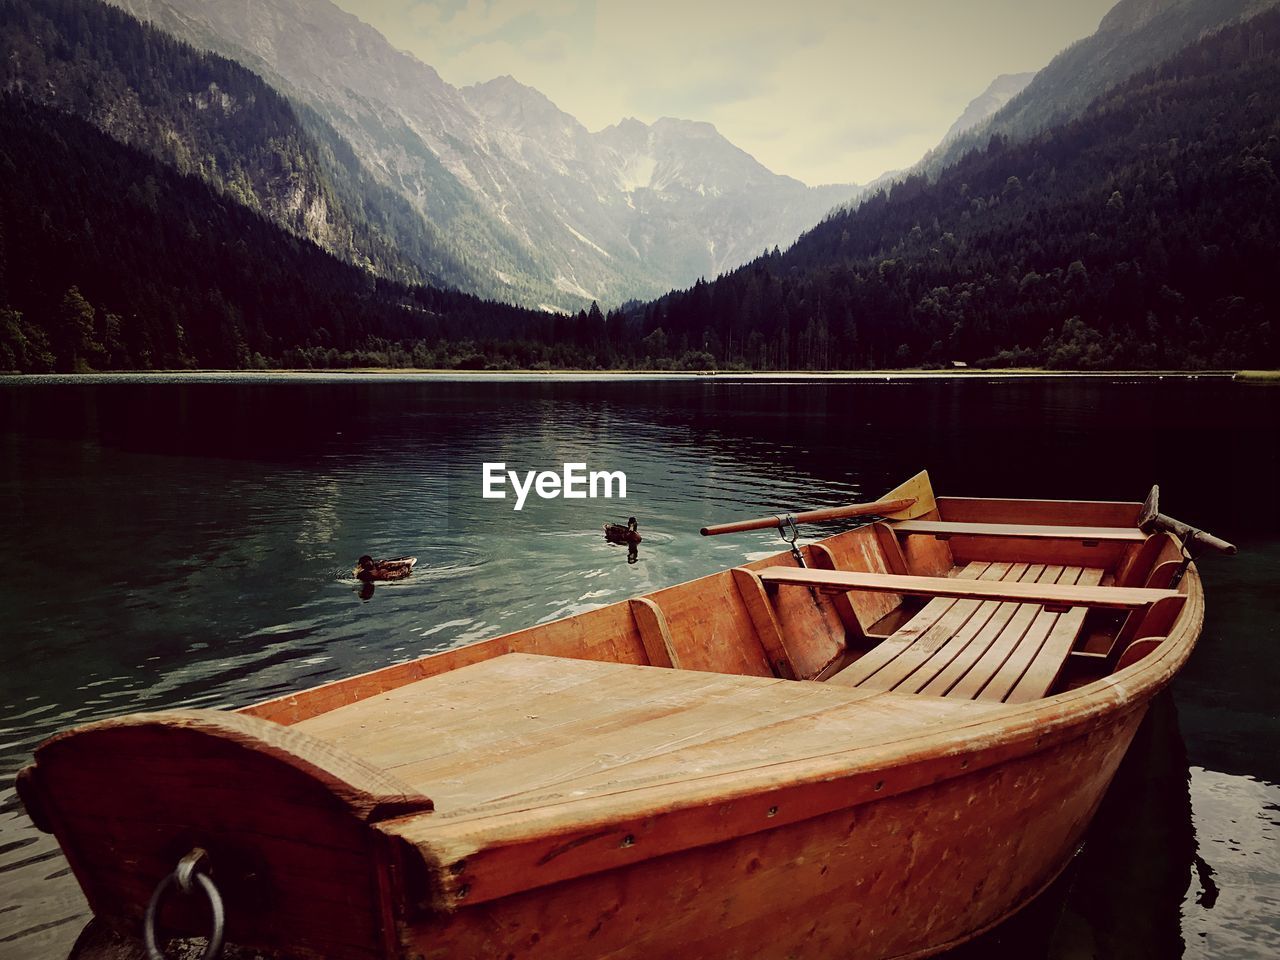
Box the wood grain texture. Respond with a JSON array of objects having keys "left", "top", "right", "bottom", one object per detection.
[
  {"left": 30, "top": 710, "right": 432, "bottom": 959},
  {"left": 1146, "top": 558, "right": 1187, "bottom": 590},
  {"left": 806, "top": 542, "right": 868, "bottom": 639},
  {"left": 899, "top": 513, "right": 955, "bottom": 576},
  {"left": 879, "top": 470, "right": 937, "bottom": 520},
  {"left": 744, "top": 549, "right": 849, "bottom": 677},
  {"left": 730, "top": 567, "right": 796, "bottom": 679},
  {"left": 827, "top": 562, "right": 988, "bottom": 689},
  {"left": 946, "top": 566, "right": 1065, "bottom": 700},
  {"left": 629, "top": 597, "right": 679, "bottom": 669},
  {"left": 1114, "top": 637, "right": 1165, "bottom": 672},
  {"left": 27, "top": 561, "right": 1207, "bottom": 960},
  {"left": 1108, "top": 594, "right": 1188, "bottom": 663},
  {"left": 644, "top": 570, "right": 776, "bottom": 677},
  {"left": 300, "top": 657, "right": 760, "bottom": 808},
  {"left": 758, "top": 567, "right": 1178, "bottom": 609},
  {"left": 373, "top": 565, "right": 1205, "bottom": 931},
  {"left": 936, "top": 497, "right": 1141, "bottom": 527},
  {"left": 1005, "top": 568, "right": 1105, "bottom": 704},
  {"left": 391, "top": 705, "right": 1147, "bottom": 960},
  {"left": 829, "top": 562, "right": 1106, "bottom": 706},
  {"left": 893, "top": 520, "right": 1146, "bottom": 542},
  {"left": 844, "top": 563, "right": 1011, "bottom": 693},
  {"left": 873, "top": 521, "right": 911, "bottom": 574},
  {"left": 808, "top": 524, "right": 902, "bottom": 632},
  {"left": 38, "top": 709, "right": 431, "bottom": 820},
  {"left": 940, "top": 534, "right": 1129, "bottom": 568},
  {"left": 976, "top": 567, "right": 1082, "bottom": 703},
  {"left": 1115, "top": 532, "right": 1173, "bottom": 587},
  {"left": 243, "top": 599, "right": 651, "bottom": 725},
  {"left": 913, "top": 564, "right": 1041, "bottom": 697}
]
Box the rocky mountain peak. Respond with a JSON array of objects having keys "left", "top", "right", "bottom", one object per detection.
[
  {"left": 941, "top": 72, "right": 1036, "bottom": 145},
  {"left": 108, "top": 0, "right": 859, "bottom": 307},
  {"left": 461, "top": 75, "right": 583, "bottom": 134}
]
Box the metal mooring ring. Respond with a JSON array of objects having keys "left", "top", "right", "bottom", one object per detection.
[{"left": 143, "top": 849, "right": 225, "bottom": 960}]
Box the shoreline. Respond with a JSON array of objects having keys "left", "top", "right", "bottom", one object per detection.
[{"left": 0, "top": 368, "right": 1254, "bottom": 384}]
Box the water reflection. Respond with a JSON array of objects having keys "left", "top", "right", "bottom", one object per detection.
[
  {"left": 934, "top": 692, "right": 1192, "bottom": 959},
  {"left": 1053, "top": 693, "right": 1203, "bottom": 959},
  {"left": 0, "top": 375, "right": 1277, "bottom": 958}
]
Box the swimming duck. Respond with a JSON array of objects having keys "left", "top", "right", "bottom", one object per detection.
[
  {"left": 603, "top": 517, "right": 642, "bottom": 545},
  {"left": 354, "top": 555, "right": 418, "bottom": 581}
]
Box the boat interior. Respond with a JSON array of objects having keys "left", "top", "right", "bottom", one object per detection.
[{"left": 239, "top": 472, "right": 1193, "bottom": 835}]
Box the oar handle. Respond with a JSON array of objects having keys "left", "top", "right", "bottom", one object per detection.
[
  {"left": 700, "top": 497, "right": 917, "bottom": 537},
  {"left": 1191, "top": 530, "right": 1237, "bottom": 555},
  {"left": 1143, "top": 512, "right": 1237, "bottom": 556}
]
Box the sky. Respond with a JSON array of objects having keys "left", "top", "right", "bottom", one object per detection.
[{"left": 332, "top": 1, "right": 1119, "bottom": 186}]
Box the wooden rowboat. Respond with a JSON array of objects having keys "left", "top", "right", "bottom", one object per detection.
[{"left": 17, "top": 472, "right": 1229, "bottom": 960}]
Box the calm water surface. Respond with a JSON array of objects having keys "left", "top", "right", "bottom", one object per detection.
[{"left": 0, "top": 374, "right": 1277, "bottom": 958}]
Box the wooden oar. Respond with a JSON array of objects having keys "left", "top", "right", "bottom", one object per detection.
[
  {"left": 700, "top": 497, "right": 917, "bottom": 537},
  {"left": 1138, "top": 485, "right": 1237, "bottom": 555}
]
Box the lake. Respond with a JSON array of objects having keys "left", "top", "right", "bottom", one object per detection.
[{"left": 1, "top": 373, "right": 1277, "bottom": 958}]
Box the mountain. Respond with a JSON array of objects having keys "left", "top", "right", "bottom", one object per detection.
[
  {"left": 835, "top": 72, "right": 1037, "bottom": 219},
  {"left": 5, "top": 4, "right": 1276, "bottom": 373},
  {"left": 630, "top": 6, "right": 1280, "bottom": 371},
  {"left": 0, "top": 0, "right": 488, "bottom": 292},
  {"left": 939, "top": 73, "right": 1036, "bottom": 146},
  {"left": 107, "top": 0, "right": 858, "bottom": 309},
  {"left": 1098, "top": 0, "right": 1188, "bottom": 33},
  {"left": 928, "top": 0, "right": 1280, "bottom": 173},
  {"left": 0, "top": 92, "right": 570, "bottom": 372}
]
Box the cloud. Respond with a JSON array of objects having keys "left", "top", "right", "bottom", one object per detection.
[
  {"left": 405, "top": 0, "right": 586, "bottom": 52},
  {"left": 334, "top": 0, "right": 1117, "bottom": 185}
]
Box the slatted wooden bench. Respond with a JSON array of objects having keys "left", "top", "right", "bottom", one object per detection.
[
  {"left": 890, "top": 521, "right": 1147, "bottom": 543},
  {"left": 757, "top": 565, "right": 1179, "bottom": 704}
]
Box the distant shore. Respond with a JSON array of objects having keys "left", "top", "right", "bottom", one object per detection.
[{"left": 0, "top": 367, "right": 1259, "bottom": 382}]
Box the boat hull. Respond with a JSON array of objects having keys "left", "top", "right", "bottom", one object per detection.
[
  {"left": 403, "top": 704, "right": 1147, "bottom": 960},
  {"left": 37, "top": 697, "right": 1159, "bottom": 960}
]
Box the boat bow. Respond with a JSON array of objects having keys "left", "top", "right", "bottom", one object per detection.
[{"left": 18, "top": 709, "right": 433, "bottom": 959}]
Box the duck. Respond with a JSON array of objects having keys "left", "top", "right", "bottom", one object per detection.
[
  {"left": 354, "top": 555, "right": 417, "bottom": 582},
  {"left": 603, "top": 517, "right": 642, "bottom": 545}
]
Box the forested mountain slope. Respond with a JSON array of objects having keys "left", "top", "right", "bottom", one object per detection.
[
  {"left": 0, "top": 0, "right": 485, "bottom": 291},
  {"left": 0, "top": 96, "right": 552, "bottom": 372},
  {"left": 926, "top": 0, "right": 1279, "bottom": 176},
  {"left": 637, "top": 10, "right": 1280, "bottom": 370}
]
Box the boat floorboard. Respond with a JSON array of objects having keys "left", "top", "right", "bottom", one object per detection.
[
  {"left": 829, "top": 561, "right": 1106, "bottom": 702},
  {"left": 293, "top": 653, "right": 1006, "bottom": 821}
]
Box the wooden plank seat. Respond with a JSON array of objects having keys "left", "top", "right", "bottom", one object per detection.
[
  {"left": 772, "top": 563, "right": 1173, "bottom": 704},
  {"left": 890, "top": 520, "right": 1147, "bottom": 543},
  {"left": 755, "top": 567, "right": 1177, "bottom": 610}
]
